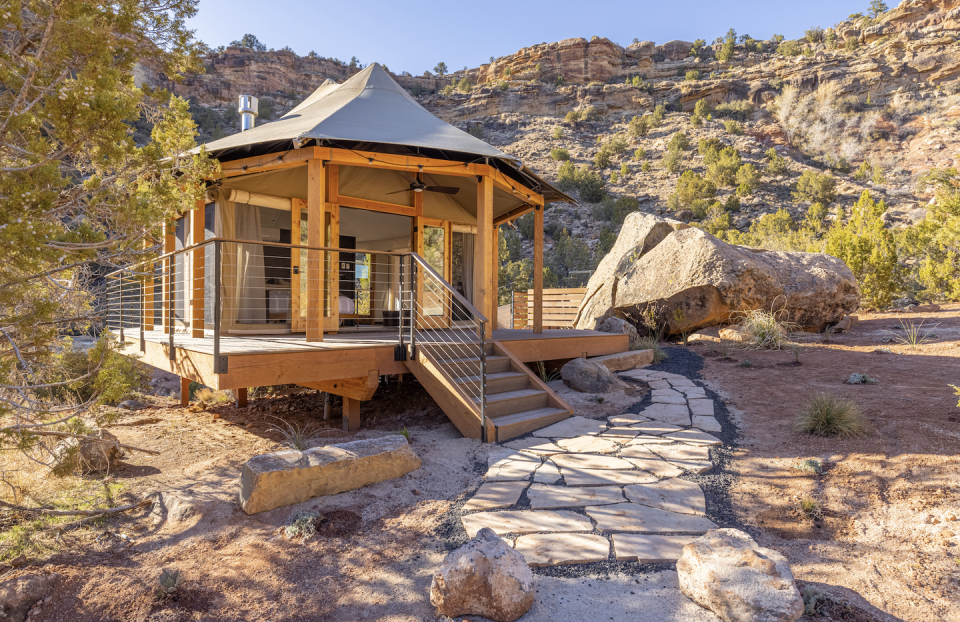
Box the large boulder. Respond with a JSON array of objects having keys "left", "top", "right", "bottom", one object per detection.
[
  {"left": 239, "top": 435, "right": 420, "bottom": 514},
  {"left": 657, "top": 40, "right": 695, "bottom": 60},
  {"left": 578, "top": 224, "right": 860, "bottom": 335},
  {"left": 677, "top": 529, "right": 803, "bottom": 622},
  {"left": 430, "top": 527, "right": 535, "bottom": 622},
  {"left": 0, "top": 572, "right": 60, "bottom": 621},
  {"left": 596, "top": 316, "right": 641, "bottom": 349},
  {"left": 575, "top": 213, "right": 684, "bottom": 331},
  {"left": 560, "top": 357, "right": 625, "bottom": 393},
  {"left": 53, "top": 429, "right": 122, "bottom": 473}
]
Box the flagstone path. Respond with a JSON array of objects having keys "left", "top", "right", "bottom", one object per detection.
[{"left": 461, "top": 368, "right": 725, "bottom": 567}]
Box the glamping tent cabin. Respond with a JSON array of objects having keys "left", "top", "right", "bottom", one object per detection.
[{"left": 107, "top": 64, "right": 629, "bottom": 441}]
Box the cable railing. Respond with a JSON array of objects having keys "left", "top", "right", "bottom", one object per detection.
[{"left": 103, "top": 238, "right": 488, "bottom": 436}]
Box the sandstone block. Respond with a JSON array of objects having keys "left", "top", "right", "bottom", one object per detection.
[
  {"left": 589, "top": 348, "right": 653, "bottom": 371},
  {"left": 514, "top": 533, "right": 610, "bottom": 567},
  {"left": 239, "top": 435, "right": 421, "bottom": 514}
]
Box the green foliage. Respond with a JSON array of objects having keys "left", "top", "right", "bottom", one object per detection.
[
  {"left": 582, "top": 106, "right": 602, "bottom": 122},
  {"left": 641, "top": 161, "right": 652, "bottom": 172},
  {"left": 805, "top": 27, "right": 825, "bottom": 43},
  {"left": 557, "top": 160, "right": 578, "bottom": 188},
  {"left": 598, "top": 227, "right": 617, "bottom": 257},
  {"left": 594, "top": 149, "right": 611, "bottom": 169},
  {"left": 628, "top": 115, "right": 649, "bottom": 138},
  {"left": 667, "top": 131, "right": 691, "bottom": 151},
  {"left": 516, "top": 212, "right": 535, "bottom": 239},
  {"left": 434, "top": 61, "right": 448, "bottom": 76},
  {"left": 634, "top": 148, "right": 647, "bottom": 160},
  {"left": 232, "top": 34, "right": 267, "bottom": 51},
  {"left": 765, "top": 148, "right": 789, "bottom": 177},
  {"left": 550, "top": 148, "right": 570, "bottom": 161},
  {"left": 845, "top": 38, "right": 859, "bottom": 52},
  {"left": 457, "top": 77, "right": 472, "bottom": 93},
  {"left": 593, "top": 196, "right": 640, "bottom": 225},
  {"left": 717, "top": 29, "right": 737, "bottom": 62},
  {"left": 735, "top": 163, "right": 761, "bottom": 195},
  {"left": 691, "top": 98, "right": 710, "bottom": 127},
  {"left": 793, "top": 394, "right": 869, "bottom": 437},
  {"left": 557, "top": 165, "right": 606, "bottom": 203},
  {"left": 793, "top": 170, "right": 837, "bottom": 204},
  {"left": 564, "top": 109, "right": 581, "bottom": 123},
  {"left": 872, "top": 167, "right": 886, "bottom": 185},
  {"left": 650, "top": 104, "right": 666, "bottom": 127},
  {"left": 698, "top": 137, "right": 725, "bottom": 163},
  {"left": 671, "top": 171, "right": 717, "bottom": 213},
  {"left": 685, "top": 70, "right": 701, "bottom": 81},
  {"left": 794, "top": 457, "right": 824, "bottom": 474},
  {"left": 552, "top": 126, "right": 563, "bottom": 139},
  {"left": 547, "top": 228, "right": 594, "bottom": 287},
  {"left": 825, "top": 191, "right": 898, "bottom": 308},
  {"left": 778, "top": 40, "right": 803, "bottom": 57},
  {"left": 869, "top": 0, "right": 889, "bottom": 18},
  {"left": 854, "top": 161, "right": 872, "bottom": 181},
  {"left": 691, "top": 39, "right": 707, "bottom": 57},
  {"left": 721, "top": 208, "right": 820, "bottom": 252},
  {"left": 555, "top": 75, "right": 566, "bottom": 86},
  {"left": 713, "top": 100, "right": 753, "bottom": 122},
  {"left": 706, "top": 147, "right": 742, "bottom": 187},
  {"left": 663, "top": 147, "right": 684, "bottom": 174},
  {"left": 725, "top": 195, "right": 741, "bottom": 212},
  {"left": 620, "top": 162, "right": 630, "bottom": 178},
  {"left": 723, "top": 120, "right": 743, "bottom": 135}
]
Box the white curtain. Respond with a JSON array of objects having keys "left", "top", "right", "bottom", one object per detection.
[
  {"left": 461, "top": 233, "right": 475, "bottom": 304},
  {"left": 234, "top": 203, "right": 266, "bottom": 324}
]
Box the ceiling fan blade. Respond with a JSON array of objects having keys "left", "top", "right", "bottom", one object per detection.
[
  {"left": 385, "top": 189, "right": 411, "bottom": 195},
  {"left": 424, "top": 186, "right": 460, "bottom": 195}
]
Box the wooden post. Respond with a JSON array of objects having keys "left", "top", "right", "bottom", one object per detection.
[
  {"left": 475, "top": 176, "right": 494, "bottom": 340},
  {"left": 533, "top": 205, "right": 544, "bottom": 334},
  {"left": 307, "top": 159, "right": 325, "bottom": 342},
  {"left": 342, "top": 396, "right": 361, "bottom": 431},
  {"left": 492, "top": 225, "right": 499, "bottom": 330},
  {"left": 236, "top": 387, "right": 248, "bottom": 408},
  {"left": 180, "top": 377, "right": 191, "bottom": 407},
  {"left": 290, "top": 198, "right": 304, "bottom": 330},
  {"left": 143, "top": 238, "right": 155, "bottom": 333},
  {"left": 326, "top": 164, "right": 340, "bottom": 332},
  {"left": 191, "top": 200, "right": 205, "bottom": 338}
]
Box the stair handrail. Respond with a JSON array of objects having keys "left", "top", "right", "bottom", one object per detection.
[{"left": 406, "top": 252, "right": 488, "bottom": 441}]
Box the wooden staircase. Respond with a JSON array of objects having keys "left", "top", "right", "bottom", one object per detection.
[{"left": 405, "top": 341, "right": 572, "bottom": 442}]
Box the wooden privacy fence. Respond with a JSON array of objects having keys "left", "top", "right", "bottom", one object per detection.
[{"left": 512, "top": 288, "right": 587, "bottom": 330}]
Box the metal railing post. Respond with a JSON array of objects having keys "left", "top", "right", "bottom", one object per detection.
[
  {"left": 409, "top": 259, "right": 417, "bottom": 359},
  {"left": 478, "top": 320, "right": 487, "bottom": 443},
  {"left": 213, "top": 241, "right": 224, "bottom": 373},
  {"left": 118, "top": 270, "right": 124, "bottom": 342}
]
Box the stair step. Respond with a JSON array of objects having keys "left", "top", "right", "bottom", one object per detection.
[
  {"left": 457, "top": 371, "right": 530, "bottom": 394},
  {"left": 438, "top": 355, "right": 511, "bottom": 375},
  {"left": 474, "top": 389, "right": 548, "bottom": 418},
  {"left": 487, "top": 407, "right": 571, "bottom": 442},
  {"left": 456, "top": 371, "right": 527, "bottom": 384}
]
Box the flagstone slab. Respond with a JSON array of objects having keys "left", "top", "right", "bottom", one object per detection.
[
  {"left": 601, "top": 426, "right": 642, "bottom": 440},
  {"left": 647, "top": 380, "right": 673, "bottom": 390},
  {"left": 666, "top": 379, "right": 696, "bottom": 388},
  {"left": 692, "top": 415, "right": 722, "bottom": 433},
  {"left": 687, "top": 398, "right": 715, "bottom": 417},
  {"left": 488, "top": 450, "right": 541, "bottom": 466},
  {"left": 644, "top": 371, "right": 673, "bottom": 379},
  {"left": 624, "top": 434, "right": 673, "bottom": 445},
  {"left": 550, "top": 453, "right": 636, "bottom": 470},
  {"left": 533, "top": 461, "right": 563, "bottom": 484},
  {"left": 624, "top": 479, "right": 706, "bottom": 515},
  {"left": 485, "top": 459, "right": 541, "bottom": 481},
  {"left": 502, "top": 437, "right": 567, "bottom": 456},
  {"left": 461, "top": 510, "right": 593, "bottom": 537},
  {"left": 619, "top": 370, "right": 656, "bottom": 381},
  {"left": 527, "top": 483, "right": 626, "bottom": 508},
  {"left": 651, "top": 390, "right": 687, "bottom": 405},
  {"left": 463, "top": 481, "right": 529, "bottom": 511},
  {"left": 560, "top": 467, "right": 659, "bottom": 486},
  {"left": 585, "top": 503, "right": 717, "bottom": 533},
  {"left": 664, "top": 429, "right": 722, "bottom": 446},
  {"left": 630, "top": 421, "right": 686, "bottom": 435},
  {"left": 678, "top": 388, "right": 707, "bottom": 399},
  {"left": 612, "top": 534, "right": 699, "bottom": 562},
  {"left": 556, "top": 435, "right": 620, "bottom": 454},
  {"left": 607, "top": 414, "right": 650, "bottom": 426},
  {"left": 514, "top": 533, "right": 610, "bottom": 567},
  {"left": 640, "top": 403, "right": 691, "bottom": 426},
  {"left": 650, "top": 444, "right": 712, "bottom": 463},
  {"left": 531, "top": 416, "right": 607, "bottom": 438}
]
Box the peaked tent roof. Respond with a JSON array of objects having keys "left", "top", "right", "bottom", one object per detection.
[{"left": 200, "top": 64, "right": 572, "bottom": 203}]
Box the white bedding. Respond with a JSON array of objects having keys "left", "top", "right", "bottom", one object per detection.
[{"left": 338, "top": 295, "right": 355, "bottom": 314}]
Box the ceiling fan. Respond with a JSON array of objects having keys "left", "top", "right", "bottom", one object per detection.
[{"left": 386, "top": 174, "right": 459, "bottom": 195}]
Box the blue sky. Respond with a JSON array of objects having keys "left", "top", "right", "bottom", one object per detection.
[{"left": 188, "top": 0, "right": 871, "bottom": 74}]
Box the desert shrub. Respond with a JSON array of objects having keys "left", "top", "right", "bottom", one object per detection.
[
  {"left": 641, "top": 161, "right": 651, "bottom": 172},
  {"left": 692, "top": 99, "right": 710, "bottom": 120},
  {"left": 457, "top": 77, "right": 472, "bottom": 93},
  {"left": 552, "top": 126, "right": 563, "bottom": 139},
  {"left": 872, "top": 167, "right": 886, "bottom": 185},
  {"left": 610, "top": 171, "right": 620, "bottom": 183},
  {"left": 612, "top": 196, "right": 640, "bottom": 224},
  {"left": 847, "top": 372, "right": 879, "bottom": 384},
  {"left": 853, "top": 160, "right": 872, "bottom": 181},
  {"left": 671, "top": 170, "right": 717, "bottom": 212},
  {"left": 698, "top": 137, "right": 725, "bottom": 163},
  {"left": 440, "top": 84, "right": 456, "bottom": 96},
  {"left": 691, "top": 38, "right": 707, "bottom": 57},
  {"left": 793, "top": 393, "right": 869, "bottom": 436},
  {"left": 636, "top": 335, "right": 668, "bottom": 361},
  {"left": 517, "top": 212, "right": 534, "bottom": 239},
  {"left": 794, "top": 457, "right": 824, "bottom": 474},
  {"left": 634, "top": 147, "right": 647, "bottom": 160},
  {"left": 805, "top": 26, "right": 824, "bottom": 44},
  {"left": 723, "top": 120, "right": 743, "bottom": 135},
  {"left": 713, "top": 99, "right": 753, "bottom": 122},
  {"left": 793, "top": 169, "right": 837, "bottom": 204},
  {"left": 732, "top": 308, "right": 797, "bottom": 349},
  {"left": 735, "top": 163, "right": 761, "bottom": 194},
  {"left": 628, "top": 115, "right": 649, "bottom": 138},
  {"left": 824, "top": 191, "right": 898, "bottom": 308},
  {"left": 650, "top": 104, "right": 666, "bottom": 127},
  {"left": 557, "top": 160, "right": 578, "bottom": 188},
  {"left": 620, "top": 161, "right": 629, "bottom": 178},
  {"left": 663, "top": 147, "right": 684, "bottom": 173},
  {"left": 724, "top": 195, "right": 741, "bottom": 212},
  {"left": 667, "top": 131, "right": 690, "bottom": 151},
  {"left": 717, "top": 29, "right": 736, "bottom": 61},
  {"left": 41, "top": 337, "right": 151, "bottom": 406},
  {"left": 546, "top": 228, "right": 594, "bottom": 286},
  {"left": 582, "top": 106, "right": 601, "bottom": 122},
  {"left": 577, "top": 167, "right": 606, "bottom": 202},
  {"left": 499, "top": 81, "right": 509, "bottom": 91},
  {"left": 685, "top": 70, "right": 701, "bottom": 81},
  {"left": 564, "top": 109, "right": 581, "bottom": 123},
  {"left": 594, "top": 149, "right": 611, "bottom": 169},
  {"left": 778, "top": 40, "right": 802, "bottom": 57},
  {"left": 550, "top": 148, "right": 570, "bottom": 161},
  {"left": 605, "top": 135, "right": 628, "bottom": 155},
  {"left": 706, "top": 147, "right": 742, "bottom": 187},
  {"left": 765, "top": 148, "right": 789, "bottom": 177},
  {"left": 721, "top": 207, "right": 820, "bottom": 252}
]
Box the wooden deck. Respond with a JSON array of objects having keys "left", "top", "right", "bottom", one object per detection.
[{"left": 125, "top": 327, "right": 628, "bottom": 390}]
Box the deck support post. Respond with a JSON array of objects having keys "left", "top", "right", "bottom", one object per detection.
[
  {"left": 306, "top": 158, "right": 325, "bottom": 342},
  {"left": 533, "top": 204, "right": 544, "bottom": 334},
  {"left": 475, "top": 175, "right": 494, "bottom": 340},
  {"left": 236, "top": 387, "right": 248, "bottom": 408},
  {"left": 342, "top": 397, "right": 361, "bottom": 431},
  {"left": 180, "top": 377, "right": 190, "bottom": 407}
]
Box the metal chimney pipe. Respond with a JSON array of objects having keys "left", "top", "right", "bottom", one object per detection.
[{"left": 238, "top": 95, "right": 258, "bottom": 131}]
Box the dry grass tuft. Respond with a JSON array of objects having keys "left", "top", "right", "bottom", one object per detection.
[
  {"left": 731, "top": 308, "right": 798, "bottom": 350},
  {"left": 793, "top": 393, "right": 869, "bottom": 437}
]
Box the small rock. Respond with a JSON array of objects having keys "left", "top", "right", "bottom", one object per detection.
[
  {"left": 118, "top": 400, "right": 146, "bottom": 410},
  {"left": 560, "top": 358, "right": 624, "bottom": 393},
  {"left": 430, "top": 527, "right": 535, "bottom": 622},
  {"left": 9, "top": 555, "right": 27, "bottom": 568},
  {"left": 596, "top": 316, "right": 641, "bottom": 350},
  {"left": 678, "top": 528, "right": 803, "bottom": 622},
  {"left": 52, "top": 429, "right": 123, "bottom": 473},
  {"left": 0, "top": 572, "right": 60, "bottom": 622}
]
